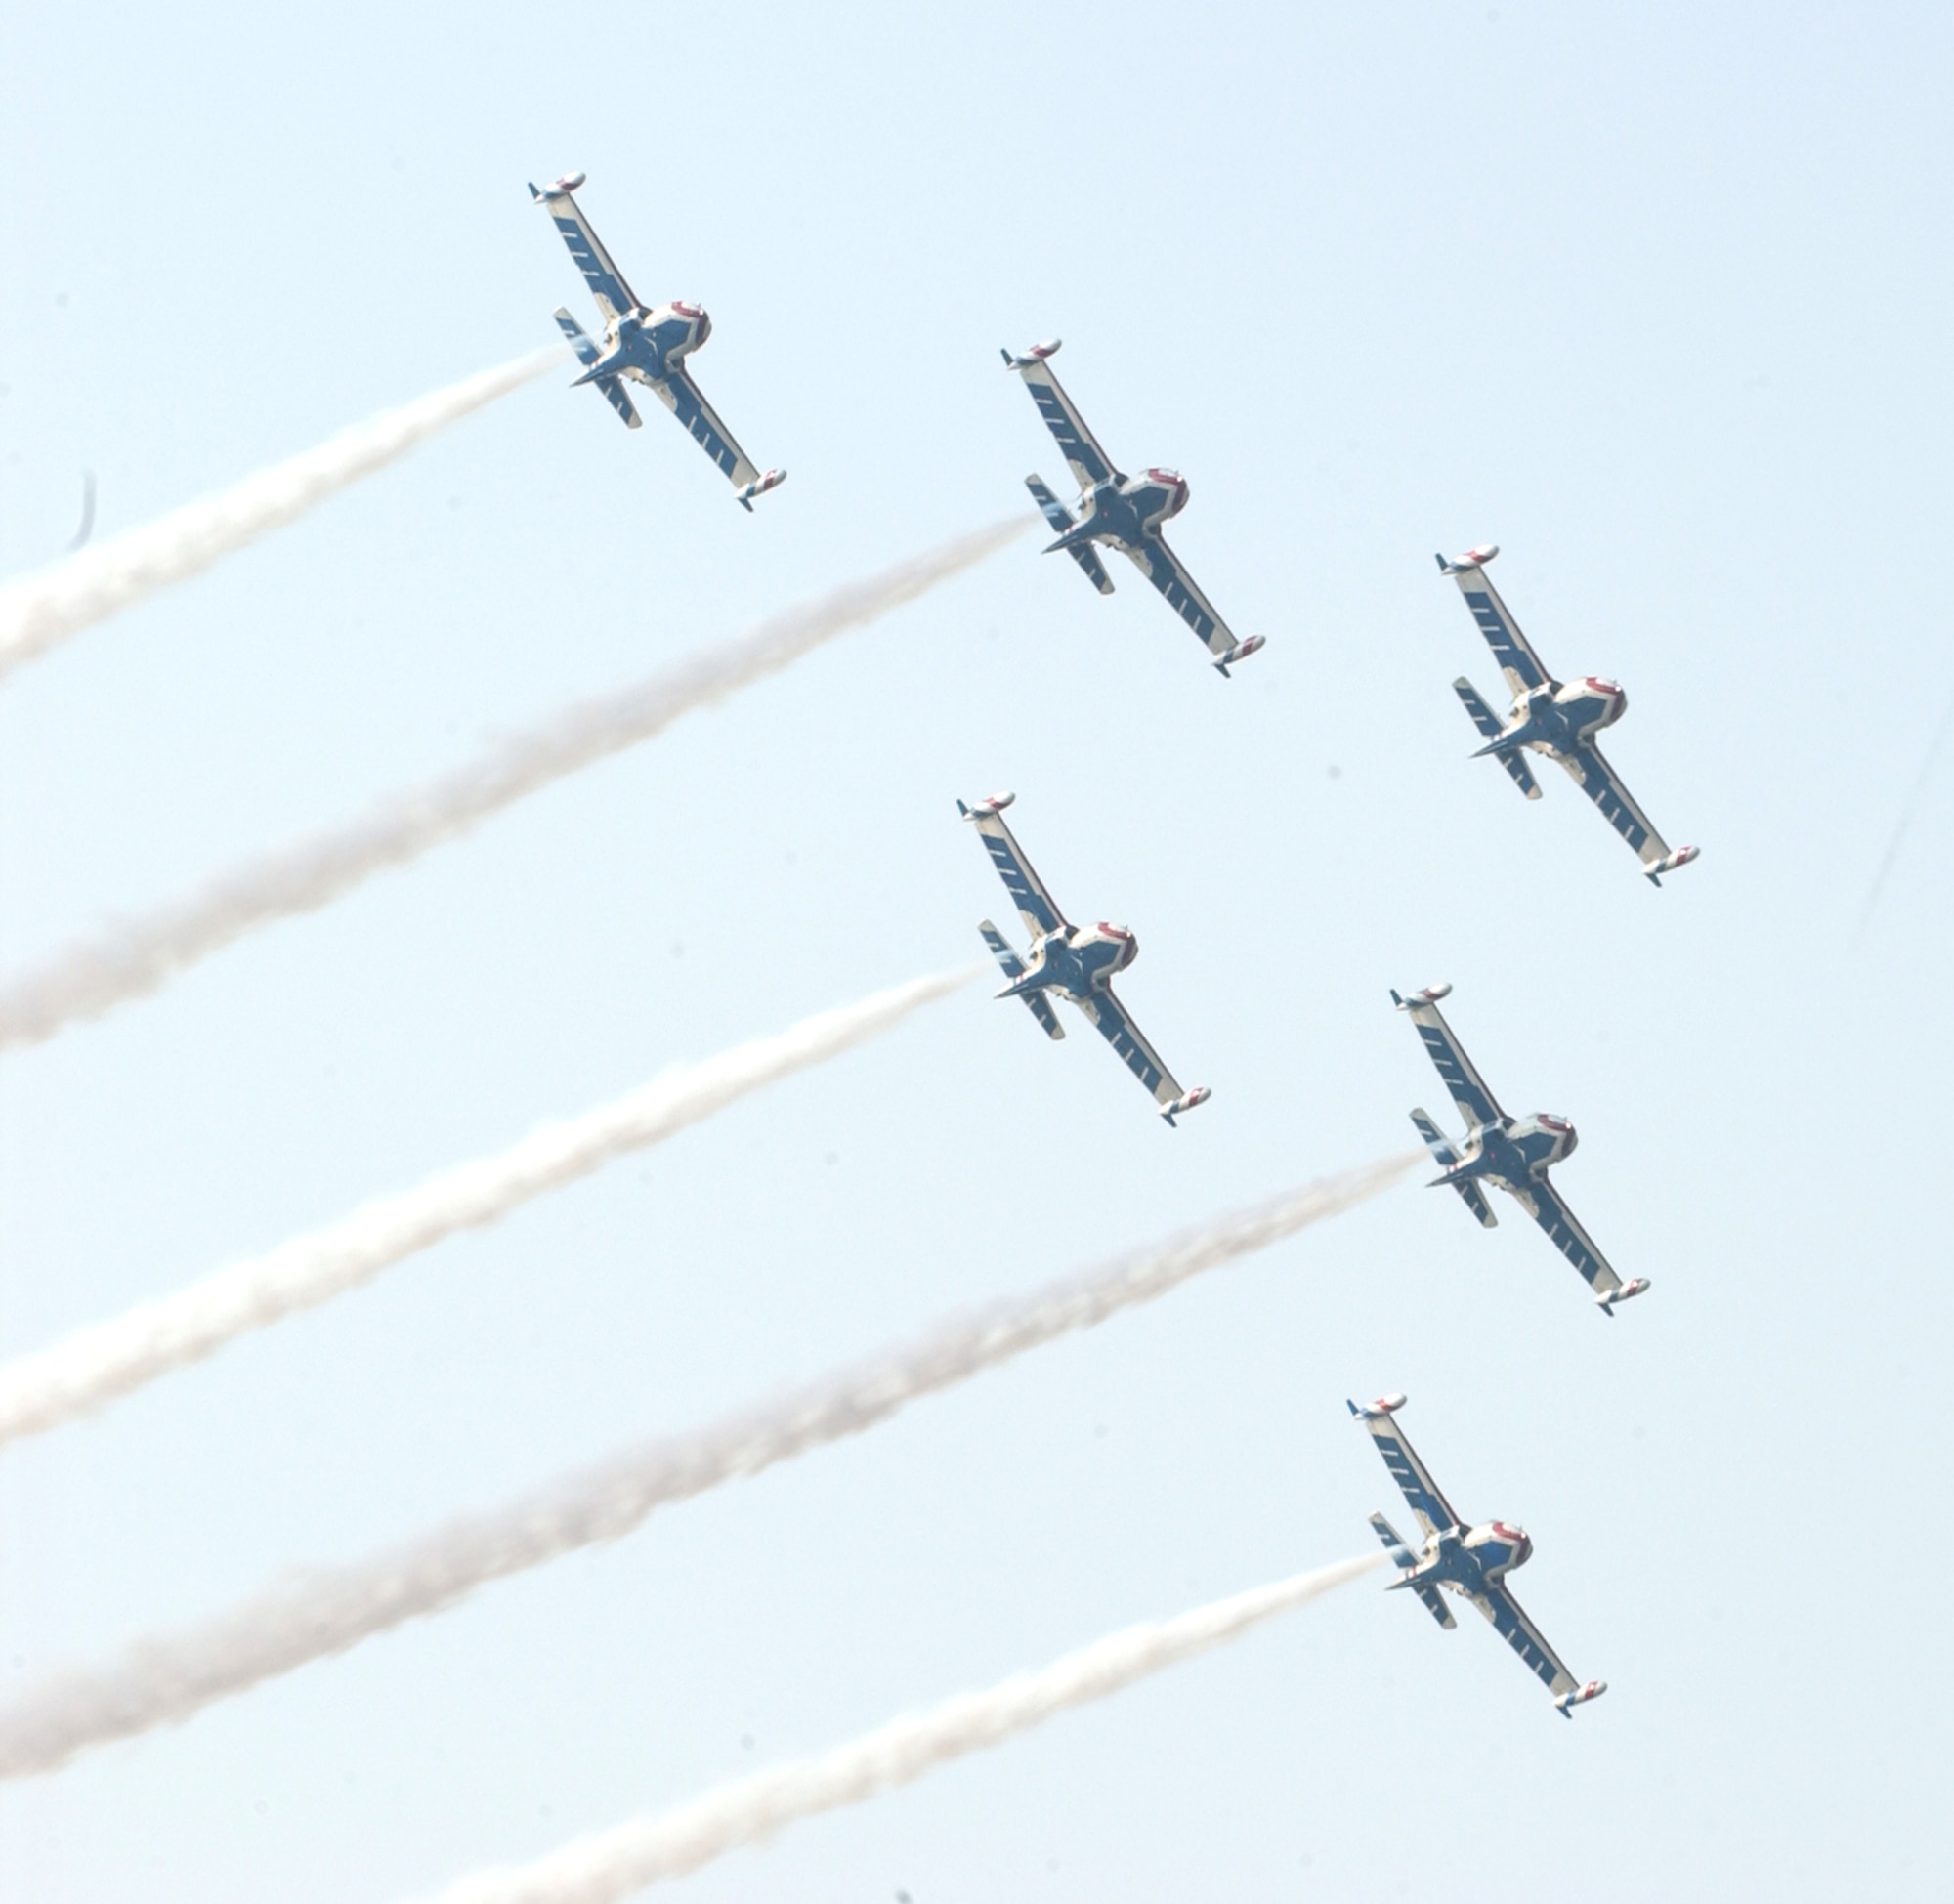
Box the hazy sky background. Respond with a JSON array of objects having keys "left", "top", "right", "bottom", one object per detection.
[{"left": 3, "top": 3, "right": 1951, "bottom": 1898}]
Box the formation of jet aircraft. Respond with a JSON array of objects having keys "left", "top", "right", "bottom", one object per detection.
[
  {"left": 512, "top": 177, "right": 1706, "bottom": 1721},
  {"left": 1001, "top": 341, "right": 1265, "bottom": 676},
  {"left": 1439, "top": 543, "right": 1698, "bottom": 884},
  {"left": 1391, "top": 981, "right": 1648, "bottom": 1315},
  {"left": 1348, "top": 1394, "right": 1606, "bottom": 1717},
  {"left": 528, "top": 174, "right": 786, "bottom": 510},
  {"left": 957, "top": 792, "right": 1210, "bottom": 1125}
]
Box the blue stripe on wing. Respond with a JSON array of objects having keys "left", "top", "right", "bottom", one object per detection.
[
  {"left": 1368, "top": 1427, "right": 1460, "bottom": 1537},
  {"left": 1133, "top": 537, "right": 1234, "bottom": 656},
  {"left": 1475, "top": 1583, "right": 1575, "bottom": 1696},
  {"left": 545, "top": 205, "right": 639, "bottom": 323},
  {"left": 1412, "top": 1018, "right": 1503, "bottom": 1129},
  {"left": 1561, "top": 745, "right": 1668, "bottom": 863},
  {"left": 645, "top": 367, "right": 762, "bottom": 489},
  {"left": 1024, "top": 378, "right": 1113, "bottom": 487},
  {"left": 1513, "top": 1178, "right": 1622, "bottom": 1298},
  {"left": 1459, "top": 584, "right": 1550, "bottom": 695},
  {"left": 977, "top": 832, "right": 1063, "bottom": 938},
  {"left": 1077, "top": 989, "right": 1180, "bottom": 1106}
]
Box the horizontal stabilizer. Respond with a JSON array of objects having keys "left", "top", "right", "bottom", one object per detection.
[
  {"left": 552, "top": 306, "right": 601, "bottom": 366},
  {"left": 1409, "top": 1108, "right": 1497, "bottom": 1227},
  {"left": 1411, "top": 1582, "right": 1457, "bottom": 1629},
  {"left": 978, "top": 920, "right": 1063, "bottom": 1040},
  {"left": 1454, "top": 678, "right": 1539, "bottom": 797},
  {"left": 1367, "top": 1510, "right": 1418, "bottom": 1571},
  {"left": 1024, "top": 474, "right": 1112, "bottom": 593},
  {"left": 553, "top": 308, "right": 640, "bottom": 428}
]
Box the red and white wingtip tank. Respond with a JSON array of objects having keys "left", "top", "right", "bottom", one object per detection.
[{"left": 1554, "top": 1679, "right": 1608, "bottom": 1715}]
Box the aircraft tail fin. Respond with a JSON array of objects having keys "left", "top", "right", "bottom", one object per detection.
[
  {"left": 1410, "top": 1109, "right": 1497, "bottom": 1227},
  {"left": 978, "top": 919, "right": 1064, "bottom": 1040},
  {"left": 1025, "top": 475, "right": 1113, "bottom": 594},
  {"left": 1453, "top": 678, "right": 1538, "bottom": 797},
  {"left": 553, "top": 308, "right": 640, "bottom": 428}
]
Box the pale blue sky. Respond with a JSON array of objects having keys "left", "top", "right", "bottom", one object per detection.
[{"left": 3, "top": 3, "right": 1952, "bottom": 1898}]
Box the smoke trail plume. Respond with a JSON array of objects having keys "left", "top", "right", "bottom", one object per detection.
[
  {"left": 0, "top": 349, "right": 565, "bottom": 681},
  {"left": 0, "top": 1153, "right": 1413, "bottom": 1779},
  {"left": 0, "top": 967, "right": 977, "bottom": 1449},
  {"left": 0, "top": 518, "right": 1026, "bottom": 1053},
  {"left": 419, "top": 1554, "right": 1382, "bottom": 1904}
]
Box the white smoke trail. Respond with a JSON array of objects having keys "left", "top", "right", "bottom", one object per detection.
[
  {"left": 417, "top": 1554, "right": 1383, "bottom": 1904},
  {"left": 0, "top": 348, "right": 566, "bottom": 681},
  {"left": 0, "top": 1153, "right": 1413, "bottom": 1780},
  {"left": 0, "top": 967, "right": 978, "bottom": 1449},
  {"left": 0, "top": 518, "right": 1026, "bottom": 1052}
]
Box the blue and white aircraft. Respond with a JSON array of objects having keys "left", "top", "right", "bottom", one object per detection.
[
  {"left": 1349, "top": 1393, "right": 1606, "bottom": 1718},
  {"left": 1392, "top": 982, "right": 1648, "bottom": 1315},
  {"left": 1439, "top": 543, "right": 1697, "bottom": 883},
  {"left": 959, "top": 792, "right": 1210, "bottom": 1124},
  {"left": 1002, "top": 341, "right": 1263, "bottom": 675},
  {"left": 529, "top": 173, "right": 786, "bottom": 510}
]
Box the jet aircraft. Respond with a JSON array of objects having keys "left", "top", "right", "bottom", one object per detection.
[
  {"left": 1348, "top": 1392, "right": 1606, "bottom": 1718},
  {"left": 959, "top": 792, "right": 1210, "bottom": 1124},
  {"left": 529, "top": 173, "right": 786, "bottom": 510},
  {"left": 1002, "top": 341, "right": 1263, "bottom": 675},
  {"left": 1438, "top": 543, "right": 1696, "bottom": 882},
  {"left": 1392, "top": 982, "right": 1647, "bottom": 1314}
]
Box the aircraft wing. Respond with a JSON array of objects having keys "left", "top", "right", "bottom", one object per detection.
[
  {"left": 651, "top": 366, "right": 765, "bottom": 491},
  {"left": 960, "top": 801, "right": 1067, "bottom": 940},
  {"left": 1009, "top": 355, "right": 1119, "bottom": 491},
  {"left": 1074, "top": 986, "right": 1187, "bottom": 1112},
  {"left": 531, "top": 180, "right": 641, "bottom": 325},
  {"left": 1394, "top": 991, "right": 1504, "bottom": 1129},
  {"left": 1348, "top": 1402, "right": 1462, "bottom": 1541},
  {"left": 1508, "top": 1176, "right": 1629, "bottom": 1303},
  {"left": 1558, "top": 744, "right": 1678, "bottom": 874},
  {"left": 1469, "top": 1580, "right": 1580, "bottom": 1700},
  {"left": 1125, "top": 536, "right": 1244, "bottom": 664},
  {"left": 1444, "top": 555, "right": 1550, "bottom": 698}
]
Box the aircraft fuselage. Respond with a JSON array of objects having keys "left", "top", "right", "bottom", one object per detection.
[
  {"left": 1000, "top": 923, "right": 1138, "bottom": 1007},
  {"left": 1061, "top": 469, "right": 1189, "bottom": 556},
  {"left": 1487, "top": 677, "right": 1627, "bottom": 764},
  {"left": 1399, "top": 1519, "right": 1534, "bottom": 1598},
  {"left": 1445, "top": 1114, "right": 1577, "bottom": 1192},
  {"left": 579, "top": 301, "right": 711, "bottom": 389}
]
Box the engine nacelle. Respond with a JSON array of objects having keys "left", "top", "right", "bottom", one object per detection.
[
  {"left": 1213, "top": 634, "right": 1266, "bottom": 674},
  {"left": 1161, "top": 1085, "right": 1211, "bottom": 1125},
  {"left": 1554, "top": 1679, "right": 1607, "bottom": 1715},
  {"left": 1644, "top": 845, "right": 1701, "bottom": 884}
]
